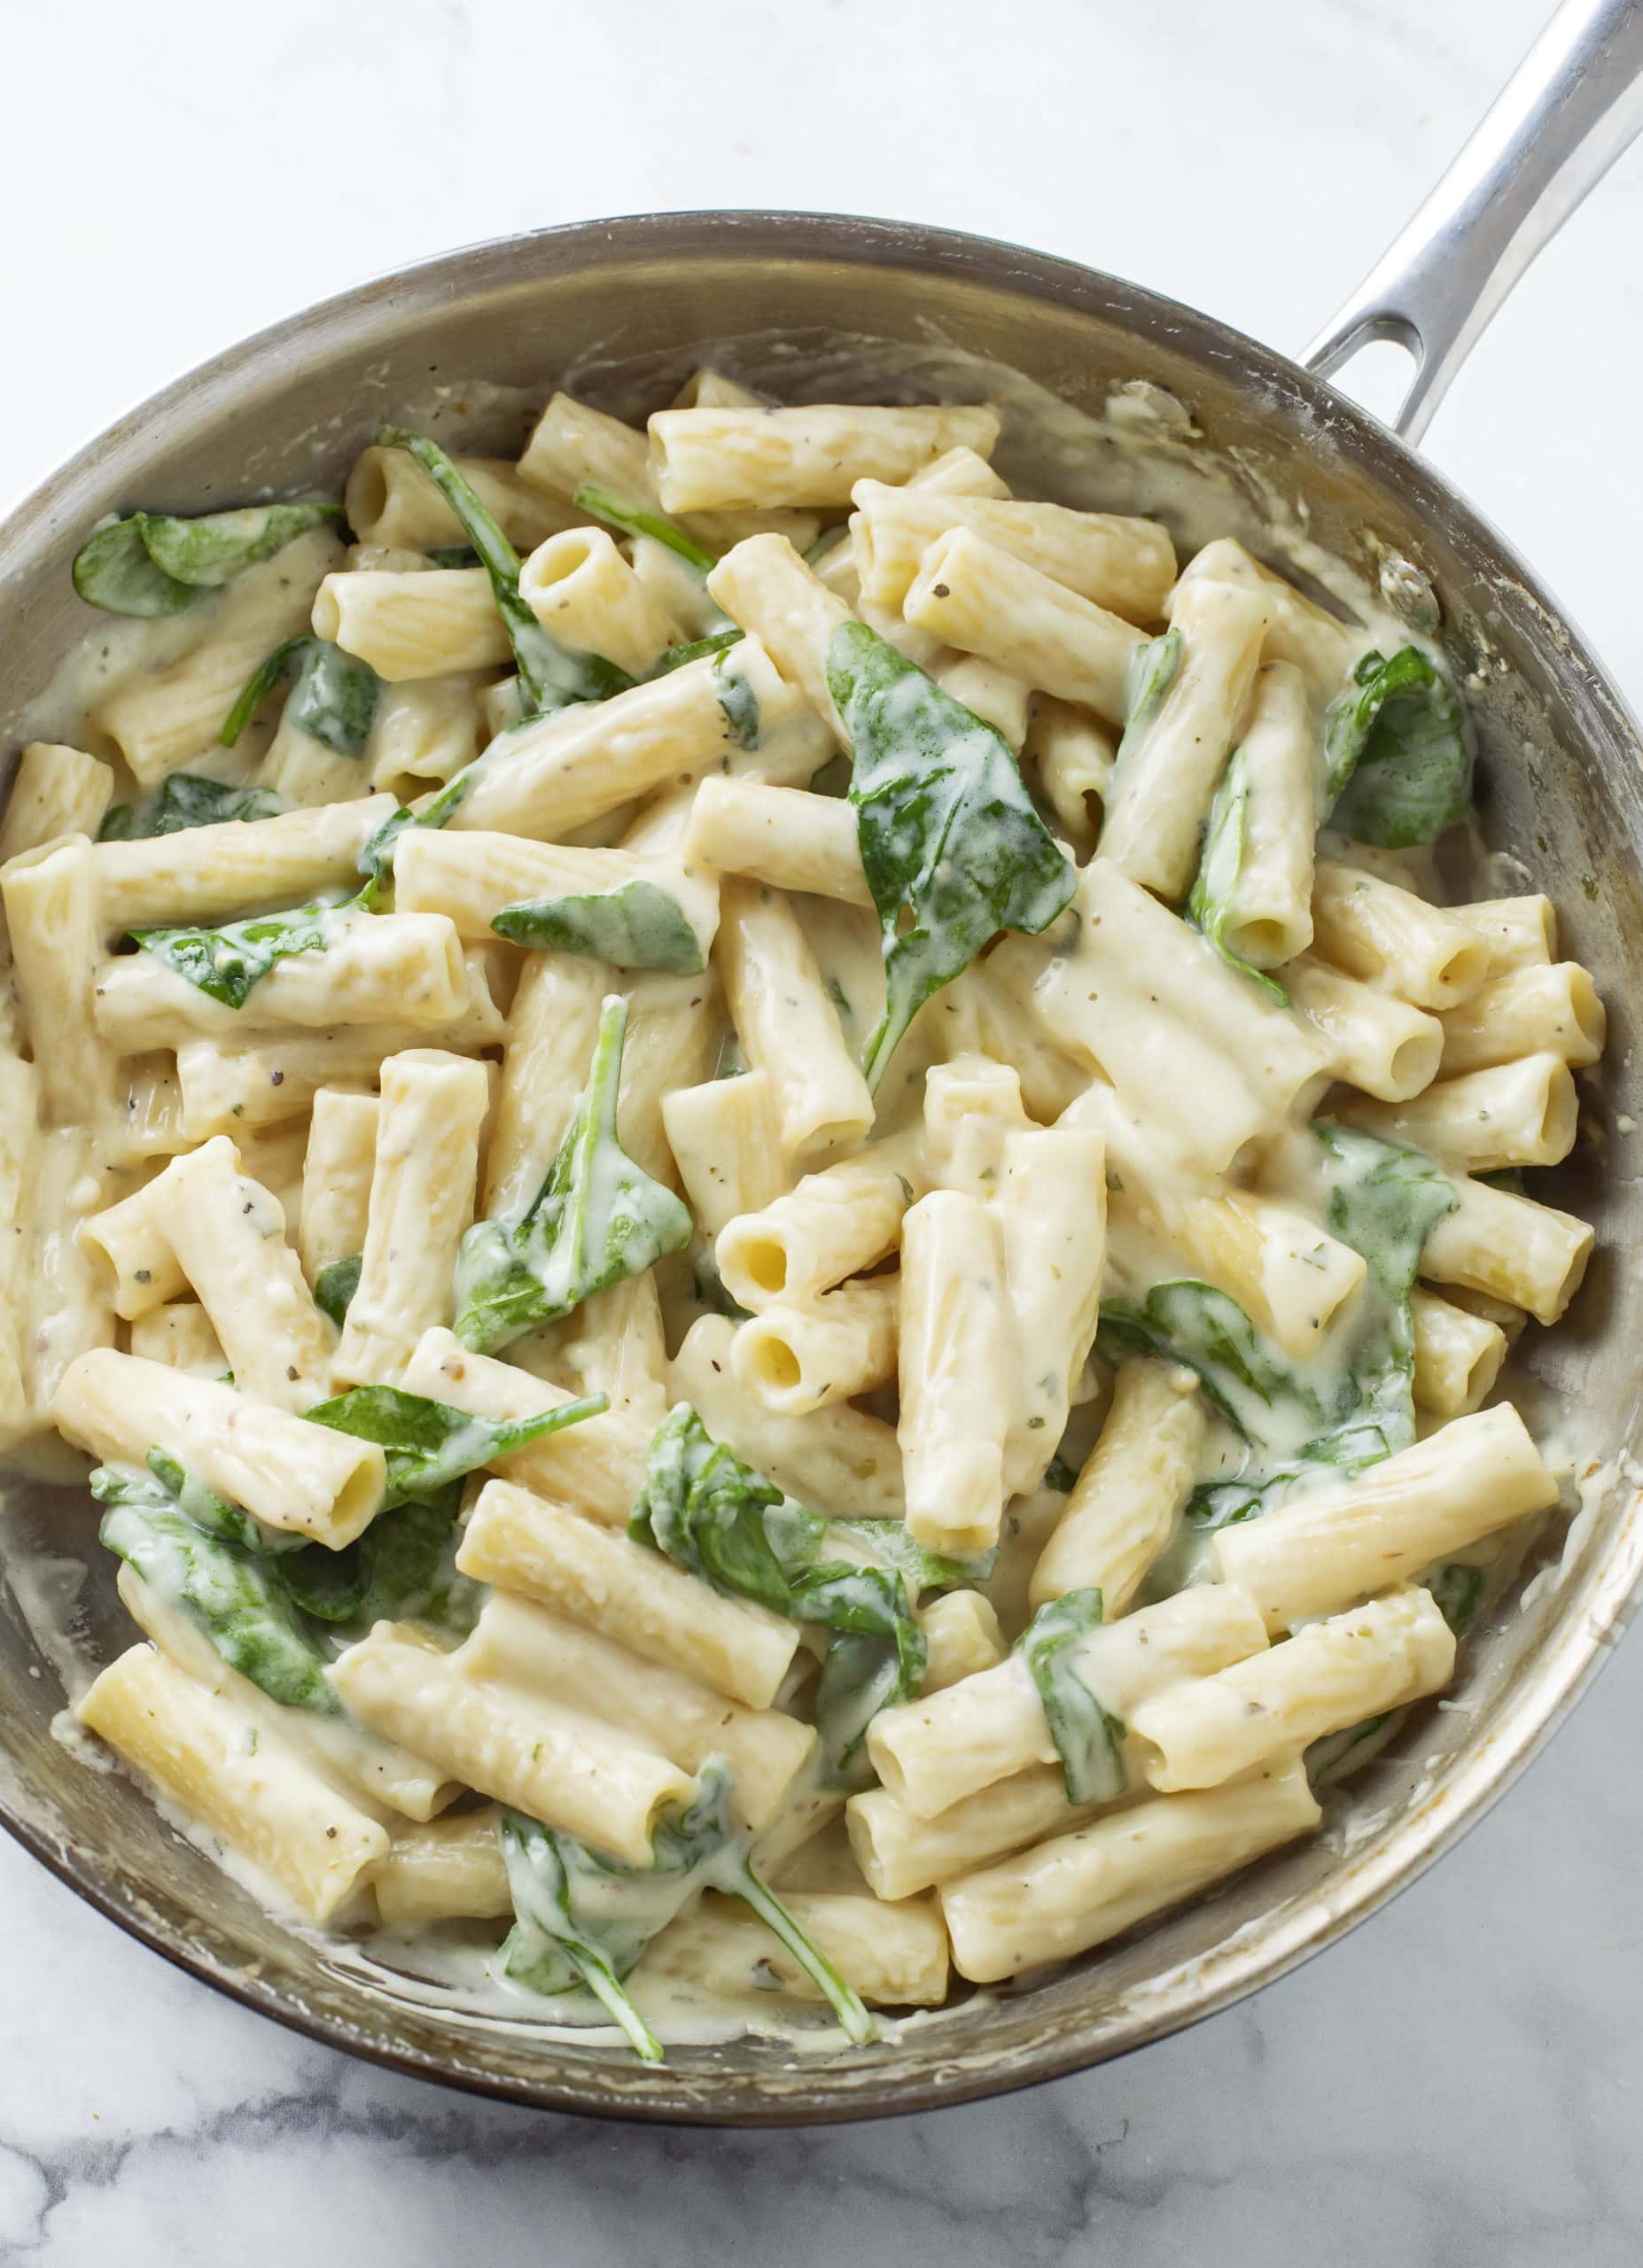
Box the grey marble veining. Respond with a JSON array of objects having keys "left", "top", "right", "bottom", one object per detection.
[
  {"left": 4, "top": 0, "right": 1643, "bottom": 2258},
  {"left": 4, "top": 1623, "right": 1641, "bottom": 2264}
]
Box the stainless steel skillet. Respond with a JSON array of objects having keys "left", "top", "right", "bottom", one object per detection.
[{"left": 1, "top": 0, "right": 1641, "bottom": 2126}]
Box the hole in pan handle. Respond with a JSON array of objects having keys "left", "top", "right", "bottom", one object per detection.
[{"left": 1302, "top": 0, "right": 1643, "bottom": 446}]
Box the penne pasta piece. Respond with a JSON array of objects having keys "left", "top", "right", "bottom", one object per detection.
[
  {"left": 0, "top": 742, "right": 114, "bottom": 860},
  {"left": 1022, "top": 696, "right": 1116, "bottom": 856},
  {"left": 639, "top": 1888, "right": 949, "bottom": 2008},
  {"left": 313, "top": 568, "right": 513, "bottom": 680},
  {"left": 24, "top": 1130, "right": 117, "bottom": 1425},
  {"left": 0, "top": 1053, "right": 42, "bottom": 1440},
  {"left": 118, "top": 1562, "right": 453, "bottom": 1824},
  {"left": 518, "top": 526, "right": 686, "bottom": 679},
  {"left": 1310, "top": 860, "right": 1489, "bottom": 1009},
  {"left": 1209, "top": 661, "right": 1319, "bottom": 967},
  {"left": 917, "top": 1590, "right": 1007, "bottom": 1694},
  {"left": 1410, "top": 1286, "right": 1507, "bottom": 1417},
  {"left": 1419, "top": 1173, "right": 1594, "bottom": 1325},
  {"left": 53, "top": 1348, "right": 385, "bottom": 1547},
  {"left": 846, "top": 1764, "right": 1087, "bottom": 1902},
  {"left": 458, "top": 1591, "right": 813, "bottom": 1833},
  {"left": 90, "top": 793, "right": 399, "bottom": 934},
  {"left": 329, "top": 1620, "right": 693, "bottom": 1867},
  {"left": 1437, "top": 962, "right": 1605, "bottom": 1076},
  {"left": 78, "top": 1177, "right": 186, "bottom": 1320},
  {"left": 401, "top": 1327, "right": 651, "bottom": 1526},
  {"left": 684, "top": 776, "right": 871, "bottom": 906},
  {"left": 715, "top": 878, "right": 874, "bottom": 1162},
  {"left": 941, "top": 1757, "right": 1320, "bottom": 1983},
  {"left": 905, "top": 529, "right": 1143, "bottom": 723},
  {"left": 1097, "top": 575, "right": 1274, "bottom": 900},
  {"left": 1174, "top": 537, "right": 1359, "bottom": 703},
  {"left": 660, "top": 1069, "right": 789, "bottom": 1239},
  {"left": 3, "top": 836, "right": 117, "bottom": 1126},
  {"left": 1339, "top": 1052, "right": 1577, "bottom": 1173},
  {"left": 995, "top": 1125, "right": 1107, "bottom": 1495},
  {"left": 447, "top": 637, "right": 827, "bottom": 841},
  {"left": 851, "top": 479, "right": 1175, "bottom": 620},
  {"left": 868, "top": 1585, "right": 1269, "bottom": 1821},
  {"left": 705, "top": 536, "right": 854, "bottom": 740},
  {"left": 368, "top": 673, "right": 485, "bottom": 793},
  {"left": 673, "top": 1314, "right": 905, "bottom": 1519},
  {"left": 1448, "top": 894, "right": 1557, "bottom": 975},
  {"left": 141, "top": 1136, "right": 333, "bottom": 1410},
  {"left": 373, "top": 1809, "right": 510, "bottom": 1929},
  {"left": 336, "top": 1050, "right": 490, "bottom": 1386},
  {"left": 650, "top": 403, "right": 1001, "bottom": 513},
  {"left": 1029, "top": 1357, "right": 1206, "bottom": 1613},
  {"left": 297, "top": 1091, "right": 380, "bottom": 1289},
  {"left": 1034, "top": 861, "right": 1328, "bottom": 1177},
  {"left": 92, "top": 530, "right": 341, "bottom": 784},
  {"left": 732, "top": 1277, "right": 899, "bottom": 1415},
  {"left": 906, "top": 444, "right": 1011, "bottom": 499},
  {"left": 457, "top": 1479, "right": 801, "bottom": 1710},
  {"left": 91, "top": 909, "right": 471, "bottom": 1052},
  {"left": 127, "top": 1301, "right": 226, "bottom": 1379},
  {"left": 933, "top": 655, "right": 1032, "bottom": 750},
  {"left": 716, "top": 1134, "right": 924, "bottom": 1311},
  {"left": 1134, "top": 1588, "right": 1455, "bottom": 1791},
  {"left": 345, "top": 447, "right": 582, "bottom": 551},
  {"left": 898, "top": 1190, "right": 1013, "bottom": 1557},
  {"left": 393, "top": 827, "right": 719, "bottom": 961},
  {"left": 1282, "top": 954, "right": 1444, "bottom": 1101},
  {"left": 1214, "top": 1402, "right": 1559, "bottom": 1634},
  {"left": 79, "top": 1644, "right": 388, "bottom": 1923}
]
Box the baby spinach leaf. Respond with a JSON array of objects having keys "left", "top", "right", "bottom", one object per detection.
[
  {"left": 275, "top": 1494, "right": 483, "bottom": 1637},
  {"left": 827, "top": 619, "right": 1076, "bottom": 1089},
  {"left": 645, "top": 628, "right": 746, "bottom": 680},
  {"left": 72, "top": 520, "right": 199, "bottom": 617},
  {"left": 453, "top": 996, "right": 691, "bottom": 1354},
  {"left": 572, "top": 482, "right": 718, "bottom": 575},
  {"left": 91, "top": 1451, "right": 307, "bottom": 1559},
  {"left": 72, "top": 500, "right": 341, "bottom": 617},
  {"left": 823, "top": 1518, "right": 996, "bottom": 1592},
  {"left": 1324, "top": 646, "right": 1472, "bottom": 847},
  {"left": 1100, "top": 1280, "right": 1319, "bottom": 1441},
  {"left": 99, "top": 773, "right": 287, "bottom": 842},
  {"left": 375, "top": 429, "right": 631, "bottom": 715},
  {"left": 1430, "top": 1560, "right": 1486, "bottom": 1636},
  {"left": 497, "top": 1756, "right": 874, "bottom": 2059},
  {"left": 136, "top": 501, "right": 342, "bottom": 588},
  {"left": 301, "top": 1382, "right": 607, "bottom": 1508},
  {"left": 629, "top": 1404, "right": 929, "bottom": 1789},
  {"left": 221, "top": 634, "right": 379, "bottom": 757},
  {"left": 1114, "top": 627, "right": 1183, "bottom": 763},
  {"left": 424, "top": 544, "right": 479, "bottom": 569},
  {"left": 1014, "top": 1588, "right": 1127, "bottom": 1803},
  {"left": 97, "top": 1492, "right": 342, "bottom": 1716},
  {"left": 491, "top": 878, "right": 705, "bottom": 974},
  {"left": 128, "top": 898, "right": 349, "bottom": 1010},
  {"left": 1175, "top": 1122, "right": 1455, "bottom": 1533},
  {"left": 712, "top": 645, "right": 760, "bottom": 749},
  {"left": 312, "top": 1253, "right": 362, "bottom": 1329},
  {"left": 1185, "top": 747, "right": 1290, "bottom": 1004}
]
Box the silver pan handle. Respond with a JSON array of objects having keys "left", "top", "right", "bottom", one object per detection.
[{"left": 1303, "top": 0, "right": 1643, "bottom": 443}]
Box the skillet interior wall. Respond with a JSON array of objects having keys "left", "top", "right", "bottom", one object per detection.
[{"left": 0, "top": 218, "right": 1637, "bottom": 2121}]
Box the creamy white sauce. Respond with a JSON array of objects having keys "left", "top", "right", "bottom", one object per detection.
[{"left": 0, "top": 333, "right": 1621, "bottom": 2063}]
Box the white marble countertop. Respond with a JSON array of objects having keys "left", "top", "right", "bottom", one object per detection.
[{"left": 4, "top": 1, "right": 1643, "bottom": 2258}]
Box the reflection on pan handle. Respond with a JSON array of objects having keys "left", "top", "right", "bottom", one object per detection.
[{"left": 1304, "top": 0, "right": 1643, "bottom": 444}]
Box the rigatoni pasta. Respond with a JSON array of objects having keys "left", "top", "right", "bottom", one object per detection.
[{"left": 0, "top": 369, "right": 1598, "bottom": 2069}]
